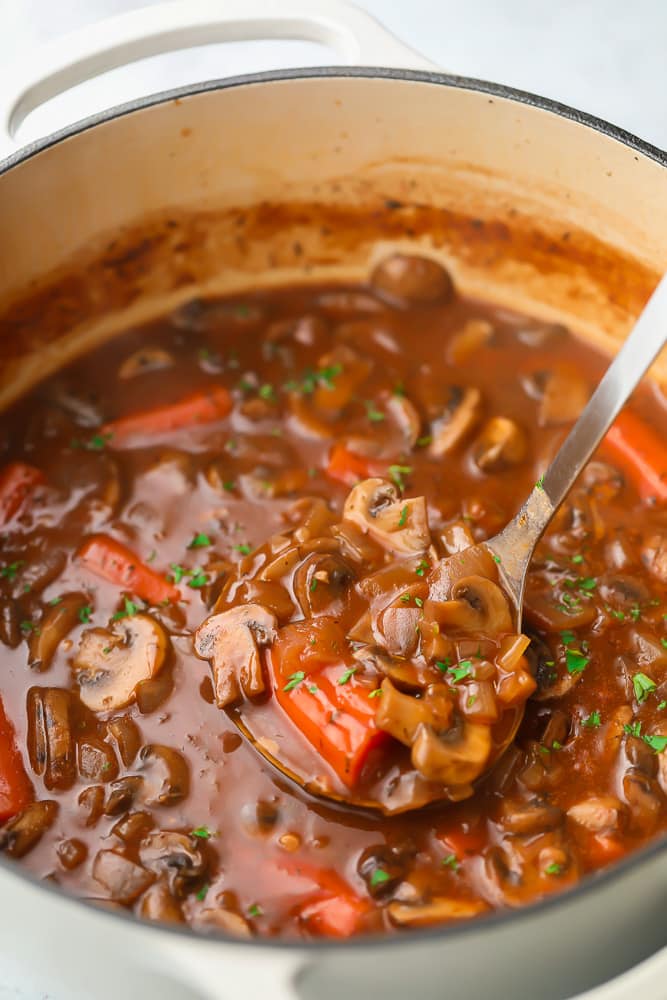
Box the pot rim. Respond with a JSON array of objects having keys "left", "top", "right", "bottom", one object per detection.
[{"left": 0, "top": 64, "right": 665, "bottom": 953}]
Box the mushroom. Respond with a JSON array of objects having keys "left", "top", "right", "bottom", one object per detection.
[
  {"left": 138, "top": 745, "right": 189, "bottom": 807},
  {"left": 432, "top": 575, "right": 513, "bottom": 635},
  {"left": 386, "top": 394, "right": 422, "bottom": 449},
  {"left": 311, "top": 344, "right": 371, "bottom": 414},
  {"left": 353, "top": 646, "right": 425, "bottom": 691},
  {"left": 195, "top": 906, "right": 252, "bottom": 938},
  {"left": 537, "top": 368, "right": 590, "bottom": 426},
  {"left": 448, "top": 319, "right": 494, "bottom": 365},
  {"left": 498, "top": 798, "right": 563, "bottom": 835},
  {"left": 376, "top": 679, "right": 454, "bottom": 746},
  {"left": 27, "top": 687, "right": 76, "bottom": 791},
  {"left": 0, "top": 598, "right": 21, "bottom": 648},
  {"left": 0, "top": 800, "right": 58, "bottom": 859},
  {"left": 139, "top": 831, "right": 206, "bottom": 894},
  {"left": 193, "top": 604, "right": 277, "bottom": 709},
  {"left": 428, "top": 387, "right": 482, "bottom": 458},
  {"left": 57, "top": 837, "right": 88, "bottom": 870},
  {"left": 139, "top": 880, "right": 184, "bottom": 924},
  {"left": 376, "top": 600, "right": 422, "bottom": 658},
  {"left": 92, "top": 849, "right": 155, "bottom": 903},
  {"left": 28, "top": 592, "right": 87, "bottom": 671},
  {"left": 411, "top": 719, "right": 492, "bottom": 786},
  {"left": 567, "top": 796, "right": 624, "bottom": 834},
  {"left": 73, "top": 614, "right": 169, "bottom": 713},
  {"left": 77, "top": 736, "right": 119, "bottom": 783},
  {"left": 622, "top": 768, "right": 661, "bottom": 831},
  {"left": 293, "top": 552, "right": 356, "bottom": 619},
  {"left": 472, "top": 417, "right": 527, "bottom": 473},
  {"left": 641, "top": 532, "right": 667, "bottom": 584},
  {"left": 119, "top": 347, "right": 174, "bottom": 379},
  {"left": 370, "top": 254, "right": 454, "bottom": 306},
  {"left": 388, "top": 897, "right": 488, "bottom": 926},
  {"left": 343, "top": 478, "right": 430, "bottom": 556}
]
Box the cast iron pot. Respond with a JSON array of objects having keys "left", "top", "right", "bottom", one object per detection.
[{"left": 0, "top": 3, "right": 665, "bottom": 999}]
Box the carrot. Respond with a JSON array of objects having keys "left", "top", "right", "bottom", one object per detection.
[
  {"left": 268, "top": 618, "right": 387, "bottom": 786},
  {"left": 299, "top": 892, "right": 369, "bottom": 938},
  {"left": 603, "top": 410, "right": 667, "bottom": 502},
  {"left": 0, "top": 698, "right": 32, "bottom": 822},
  {"left": 78, "top": 534, "right": 179, "bottom": 605},
  {"left": 101, "top": 386, "right": 232, "bottom": 448},
  {"left": 325, "top": 444, "right": 384, "bottom": 487},
  {"left": 0, "top": 462, "right": 45, "bottom": 525},
  {"left": 438, "top": 823, "right": 488, "bottom": 859},
  {"left": 587, "top": 834, "right": 626, "bottom": 867}
]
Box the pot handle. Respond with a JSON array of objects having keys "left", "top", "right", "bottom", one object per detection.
[{"left": 0, "top": 0, "right": 437, "bottom": 148}]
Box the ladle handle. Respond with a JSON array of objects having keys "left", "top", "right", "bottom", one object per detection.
[{"left": 488, "top": 273, "right": 667, "bottom": 605}]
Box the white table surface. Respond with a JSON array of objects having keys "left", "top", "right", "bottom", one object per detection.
[{"left": 0, "top": 1, "right": 664, "bottom": 997}]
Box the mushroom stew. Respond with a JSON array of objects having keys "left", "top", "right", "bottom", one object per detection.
[{"left": 0, "top": 254, "right": 666, "bottom": 938}]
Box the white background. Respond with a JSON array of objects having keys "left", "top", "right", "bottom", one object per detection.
[{"left": 0, "top": 0, "right": 664, "bottom": 996}]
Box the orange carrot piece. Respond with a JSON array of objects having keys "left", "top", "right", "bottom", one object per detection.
[
  {"left": 325, "top": 444, "right": 384, "bottom": 487},
  {"left": 0, "top": 698, "right": 32, "bottom": 822},
  {"left": 299, "top": 892, "right": 369, "bottom": 938},
  {"left": 603, "top": 410, "right": 667, "bottom": 502},
  {"left": 0, "top": 462, "right": 45, "bottom": 525},
  {"left": 101, "top": 386, "right": 232, "bottom": 447},
  {"left": 78, "top": 534, "right": 179, "bottom": 605}
]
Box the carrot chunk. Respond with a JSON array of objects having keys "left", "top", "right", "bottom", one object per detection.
[
  {"left": 0, "top": 698, "right": 32, "bottom": 822},
  {"left": 325, "top": 445, "right": 384, "bottom": 487},
  {"left": 78, "top": 534, "right": 179, "bottom": 605},
  {"left": 603, "top": 410, "right": 667, "bottom": 502},
  {"left": 0, "top": 462, "right": 45, "bottom": 525},
  {"left": 101, "top": 386, "right": 232, "bottom": 447}
]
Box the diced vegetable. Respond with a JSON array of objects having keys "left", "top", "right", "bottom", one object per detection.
[
  {"left": 0, "top": 462, "right": 45, "bottom": 525},
  {"left": 325, "top": 445, "right": 383, "bottom": 487},
  {"left": 603, "top": 410, "right": 667, "bottom": 502},
  {"left": 269, "top": 618, "right": 387, "bottom": 785},
  {"left": 299, "top": 892, "right": 369, "bottom": 937},
  {"left": 101, "top": 387, "right": 232, "bottom": 447},
  {"left": 0, "top": 698, "right": 32, "bottom": 821},
  {"left": 78, "top": 535, "right": 179, "bottom": 605}
]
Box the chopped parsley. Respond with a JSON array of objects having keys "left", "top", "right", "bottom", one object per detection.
[
  {"left": 400, "top": 593, "right": 411, "bottom": 603},
  {"left": 0, "top": 561, "right": 24, "bottom": 581},
  {"left": 416, "top": 435, "right": 432, "bottom": 447},
  {"left": 196, "top": 884, "right": 209, "bottom": 902},
  {"left": 398, "top": 505, "right": 408, "bottom": 528},
  {"left": 448, "top": 659, "right": 473, "bottom": 683},
  {"left": 222, "top": 480, "right": 236, "bottom": 493},
  {"left": 442, "top": 853, "right": 459, "bottom": 871},
  {"left": 414, "top": 596, "right": 424, "bottom": 608},
  {"left": 48, "top": 596, "right": 62, "bottom": 607},
  {"left": 338, "top": 666, "right": 357, "bottom": 685},
  {"left": 368, "top": 688, "right": 383, "bottom": 698},
  {"left": 632, "top": 672, "right": 656, "bottom": 703},
  {"left": 309, "top": 578, "right": 318, "bottom": 593},
  {"left": 365, "top": 401, "right": 385, "bottom": 423},
  {"left": 19, "top": 621, "right": 36, "bottom": 634},
  {"left": 560, "top": 630, "right": 576, "bottom": 646},
  {"left": 392, "top": 382, "right": 406, "bottom": 398},
  {"left": 234, "top": 543, "right": 252, "bottom": 556},
  {"left": 624, "top": 721, "right": 642, "bottom": 738},
  {"left": 582, "top": 710, "right": 601, "bottom": 728},
  {"left": 191, "top": 827, "right": 213, "bottom": 839},
  {"left": 644, "top": 734, "right": 667, "bottom": 753},
  {"left": 111, "top": 597, "right": 139, "bottom": 621},
  {"left": 78, "top": 605, "right": 93, "bottom": 624},
  {"left": 467, "top": 694, "right": 478, "bottom": 708},
  {"left": 578, "top": 577, "right": 597, "bottom": 592},
  {"left": 544, "top": 862, "right": 562, "bottom": 876},
  {"left": 565, "top": 649, "right": 590, "bottom": 674},
  {"left": 188, "top": 532, "right": 211, "bottom": 549},
  {"left": 258, "top": 384, "right": 275, "bottom": 400},
  {"left": 248, "top": 904, "right": 263, "bottom": 917},
  {"left": 370, "top": 868, "right": 391, "bottom": 888},
  {"left": 435, "top": 658, "right": 452, "bottom": 673},
  {"left": 169, "top": 563, "right": 188, "bottom": 584},
  {"left": 187, "top": 570, "right": 209, "bottom": 589},
  {"left": 146, "top": 549, "right": 157, "bottom": 563},
  {"left": 658, "top": 700, "right": 667, "bottom": 711},
  {"left": 307, "top": 684, "right": 318, "bottom": 695},
  {"left": 535, "top": 475, "right": 545, "bottom": 491},
  {"left": 415, "top": 559, "right": 430, "bottom": 577},
  {"left": 571, "top": 554, "right": 584, "bottom": 565},
  {"left": 283, "top": 671, "right": 306, "bottom": 692},
  {"left": 388, "top": 464, "right": 412, "bottom": 491},
  {"left": 492, "top": 555, "right": 501, "bottom": 564}
]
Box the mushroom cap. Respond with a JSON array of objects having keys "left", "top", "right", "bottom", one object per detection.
[
  {"left": 194, "top": 604, "right": 277, "bottom": 708},
  {"left": 343, "top": 478, "right": 430, "bottom": 556},
  {"left": 73, "top": 614, "right": 168, "bottom": 713}
]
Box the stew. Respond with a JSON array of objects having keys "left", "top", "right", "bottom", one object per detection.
[{"left": 0, "top": 253, "right": 665, "bottom": 938}]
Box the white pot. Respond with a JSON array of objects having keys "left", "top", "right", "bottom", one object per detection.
[{"left": 0, "top": 4, "right": 665, "bottom": 998}]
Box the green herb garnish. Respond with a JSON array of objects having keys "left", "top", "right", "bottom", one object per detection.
[
  {"left": 283, "top": 671, "right": 306, "bottom": 692},
  {"left": 188, "top": 532, "right": 211, "bottom": 549}
]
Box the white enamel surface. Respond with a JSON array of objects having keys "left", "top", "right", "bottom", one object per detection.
[{"left": 0, "top": 5, "right": 666, "bottom": 1000}]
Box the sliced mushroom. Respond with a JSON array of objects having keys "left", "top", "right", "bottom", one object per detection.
[
  {"left": 119, "top": 347, "right": 174, "bottom": 380},
  {"left": 386, "top": 394, "right": 422, "bottom": 449},
  {"left": 27, "top": 687, "right": 76, "bottom": 791},
  {"left": 438, "top": 520, "right": 475, "bottom": 556},
  {"left": 0, "top": 598, "right": 21, "bottom": 648},
  {"left": 139, "top": 831, "right": 205, "bottom": 894},
  {"left": 29, "top": 593, "right": 87, "bottom": 671},
  {"left": 473, "top": 417, "right": 527, "bottom": 473},
  {"left": 370, "top": 254, "right": 454, "bottom": 306},
  {"left": 641, "top": 532, "right": 667, "bottom": 584},
  {"left": 432, "top": 575, "right": 513, "bottom": 634},
  {"left": 498, "top": 798, "right": 563, "bottom": 835},
  {"left": 537, "top": 369, "right": 590, "bottom": 426},
  {"left": 139, "top": 880, "right": 185, "bottom": 923},
  {"left": 622, "top": 768, "right": 662, "bottom": 831},
  {"left": 343, "top": 479, "right": 430, "bottom": 556},
  {"left": 293, "top": 552, "right": 356, "bottom": 619},
  {"left": 567, "top": 796, "right": 624, "bottom": 834},
  {"left": 0, "top": 800, "right": 58, "bottom": 858},
  {"left": 428, "top": 387, "right": 482, "bottom": 458},
  {"left": 92, "top": 849, "right": 155, "bottom": 903},
  {"left": 375, "top": 678, "right": 454, "bottom": 746},
  {"left": 195, "top": 906, "right": 252, "bottom": 937},
  {"left": 352, "top": 646, "right": 425, "bottom": 692},
  {"left": 77, "top": 736, "right": 119, "bottom": 783},
  {"left": 193, "top": 604, "right": 277, "bottom": 709},
  {"left": 105, "top": 715, "right": 142, "bottom": 767},
  {"left": 448, "top": 319, "right": 494, "bottom": 365},
  {"left": 139, "top": 745, "right": 189, "bottom": 807},
  {"left": 73, "top": 614, "right": 169, "bottom": 713},
  {"left": 57, "top": 837, "right": 88, "bottom": 870},
  {"left": 376, "top": 601, "right": 422, "bottom": 658},
  {"left": 388, "top": 897, "right": 488, "bottom": 926},
  {"left": 411, "top": 719, "right": 492, "bottom": 786}
]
